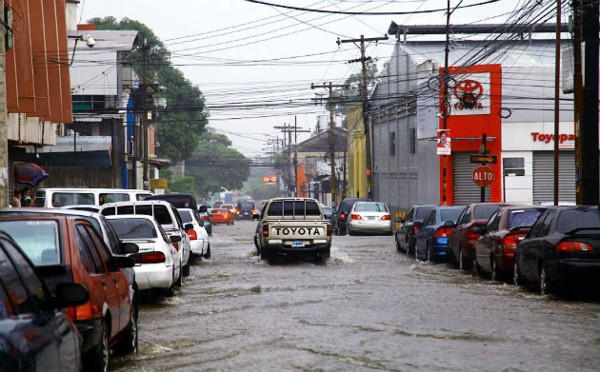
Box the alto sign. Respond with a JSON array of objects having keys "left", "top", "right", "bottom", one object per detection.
[{"left": 472, "top": 165, "right": 494, "bottom": 187}]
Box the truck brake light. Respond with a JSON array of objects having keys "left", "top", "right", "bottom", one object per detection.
[{"left": 262, "top": 225, "right": 269, "bottom": 237}]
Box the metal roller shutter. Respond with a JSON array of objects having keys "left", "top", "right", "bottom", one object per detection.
[
  {"left": 452, "top": 153, "right": 491, "bottom": 205},
  {"left": 532, "top": 151, "right": 576, "bottom": 203}
]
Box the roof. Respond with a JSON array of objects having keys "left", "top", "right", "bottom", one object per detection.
[
  {"left": 68, "top": 30, "right": 138, "bottom": 51},
  {"left": 284, "top": 127, "right": 347, "bottom": 154}
]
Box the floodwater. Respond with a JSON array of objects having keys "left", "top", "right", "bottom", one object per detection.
[{"left": 112, "top": 220, "right": 600, "bottom": 371}]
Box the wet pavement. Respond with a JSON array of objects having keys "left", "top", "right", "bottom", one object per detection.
[{"left": 113, "top": 220, "right": 600, "bottom": 371}]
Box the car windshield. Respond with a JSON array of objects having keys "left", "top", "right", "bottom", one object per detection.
[
  {"left": 440, "top": 208, "right": 464, "bottom": 222},
  {"left": 508, "top": 209, "right": 543, "bottom": 228},
  {"left": 557, "top": 209, "right": 600, "bottom": 233},
  {"left": 108, "top": 218, "right": 158, "bottom": 239},
  {"left": 0, "top": 220, "right": 60, "bottom": 266},
  {"left": 415, "top": 206, "right": 434, "bottom": 219},
  {"left": 473, "top": 205, "right": 500, "bottom": 220},
  {"left": 355, "top": 203, "right": 387, "bottom": 212}
]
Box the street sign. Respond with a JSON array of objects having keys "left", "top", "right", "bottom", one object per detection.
[
  {"left": 263, "top": 175, "right": 278, "bottom": 184},
  {"left": 472, "top": 165, "right": 494, "bottom": 187},
  {"left": 470, "top": 154, "right": 497, "bottom": 164}
]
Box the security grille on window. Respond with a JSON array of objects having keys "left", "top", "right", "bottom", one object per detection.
[{"left": 503, "top": 157, "right": 525, "bottom": 176}]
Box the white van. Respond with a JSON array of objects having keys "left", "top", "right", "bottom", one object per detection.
[{"left": 34, "top": 188, "right": 153, "bottom": 208}]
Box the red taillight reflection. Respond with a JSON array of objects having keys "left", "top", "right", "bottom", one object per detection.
[
  {"left": 262, "top": 225, "right": 269, "bottom": 237},
  {"left": 413, "top": 226, "right": 420, "bottom": 233},
  {"left": 339, "top": 213, "right": 346, "bottom": 221},
  {"left": 68, "top": 306, "right": 76, "bottom": 320},
  {"left": 172, "top": 242, "right": 179, "bottom": 252},
  {"left": 467, "top": 230, "right": 480, "bottom": 240},
  {"left": 351, "top": 214, "right": 362, "bottom": 220},
  {"left": 139, "top": 251, "right": 167, "bottom": 263},
  {"left": 188, "top": 230, "right": 198, "bottom": 240},
  {"left": 556, "top": 241, "right": 594, "bottom": 253},
  {"left": 381, "top": 214, "right": 392, "bottom": 221},
  {"left": 202, "top": 215, "right": 211, "bottom": 221},
  {"left": 434, "top": 227, "right": 453, "bottom": 237}
]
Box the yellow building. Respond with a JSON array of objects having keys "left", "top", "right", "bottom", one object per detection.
[{"left": 347, "top": 105, "right": 367, "bottom": 199}]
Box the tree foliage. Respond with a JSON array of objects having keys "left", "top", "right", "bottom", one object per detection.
[
  {"left": 89, "top": 17, "right": 207, "bottom": 162},
  {"left": 186, "top": 130, "right": 251, "bottom": 198},
  {"left": 331, "top": 63, "right": 379, "bottom": 123}
]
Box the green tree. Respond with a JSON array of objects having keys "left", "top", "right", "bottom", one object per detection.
[
  {"left": 167, "top": 176, "right": 196, "bottom": 194},
  {"left": 330, "top": 64, "right": 379, "bottom": 126},
  {"left": 186, "top": 130, "right": 251, "bottom": 198},
  {"left": 89, "top": 17, "right": 207, "bottom": 162}
]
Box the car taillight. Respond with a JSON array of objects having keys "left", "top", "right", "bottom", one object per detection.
[
  {"left": 502, "top": 234, "right": 521, "bottom": 255},
  {"left": 556, "top": 241, "right": 594, "bottom": 252},
  {"left": 434, "top": 227, "right": 453, "bottom": 237},
  {"left": 327, "top": 224, "right": 333, "bottom": 236},
  {"left": 467, "top": 230, "right": 480, "bottom": 240},
  {"left": 138, "top": 251, "right": 167, "bottom": 263},
  {"left": 188, "top": 230, "right": 198, "bottom": 240},
  {"left": 339, "top": 213, "right": 346, "bottom": 221},
  {"left": 351, "top": 214, "right": 362, "bottom": 220},
  {"left": 67, "top": 306, "right": 76, "bottom": 320},
  {"left": 72, "top": 302, "right": 98, "bottom": 321},
  {"left": 413, "top": 225, "right": 420, "bottom": 233},
  {"left": 381, "top": 214, "right": 392, "bottom": 221},
  {"left": 172, "top": 242, "right": 179, "bottom": 252},
  {"left": 262, "top": 225, "right": 269, "bottom": 237},
  {"left": 252, "top": 209, "right": 256, "bottom": 214}
]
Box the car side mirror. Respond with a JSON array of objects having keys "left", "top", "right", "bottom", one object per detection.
[
  {"left": 472, "top": 226, "right": 485, "bottom": 234},
  {"left": 53, "top": 283, "right": 89, "bottom": 307},
  {"left": 170, "top": 235, "right": 182, "bottom": 243},
  {"left": 199, "top": 205, "right": 208, "bottom": 213},
  {"left": 184, "top": 223, "right": 194, "bottom": 231},
  {"left": 413, "top": 221, "right": 423, "bottom": 229},
  {"left": 252, "top": 213, "right": 260, "bottom": 220},
  {"left": 444, "top": 221, "right": 456, "bottom": 228},
  {"left": 121, "top": 242, "right": 139, "bottom": 254}
]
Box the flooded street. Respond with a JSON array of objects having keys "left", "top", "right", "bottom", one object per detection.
[{"left": 113, "top": 221, "right": 600, "bottom": 371}]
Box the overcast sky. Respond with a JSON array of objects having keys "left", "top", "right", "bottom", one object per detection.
[{"left": 79, "top": 0, "right": 550, "bottom": 158}]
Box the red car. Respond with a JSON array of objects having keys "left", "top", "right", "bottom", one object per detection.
[
  {"left": 473, "top": 206, "right": 546, "bottom": 281},
  {"left": 448, "top": 203, "right": 512, "bottom": 270},
  {"left": 0, "top": 215, "right": 138, "bottom": 371},
  {"left": 211, "top": 208, "right": 235, "bottom": 225}
]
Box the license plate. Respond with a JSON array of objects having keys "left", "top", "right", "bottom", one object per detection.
[{"left": 291, "top": 241, "right": 305, "bottom": 248}]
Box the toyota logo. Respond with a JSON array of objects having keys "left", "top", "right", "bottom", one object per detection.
[{"left": 453, "top": 79, "right": 484, "bottom": 109}]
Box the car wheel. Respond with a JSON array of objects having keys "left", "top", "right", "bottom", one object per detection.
[
  {"left": 491, "top": 258, "right": 498, "bottom": 282},
  {"left": 84, "top": 321, "right": 109, "bottom": 372},
  {"left": 182, "top": 263, "right": 190, "bottom": 277},
  {"left": 174, "top": 260, "right": 183, "bottom": 287},
  {"left": 114, "top": 309, "right": 138, "bottom": 356},
  {"left": 395, "top": 238, "right": 402, "bottom": 252},
  {"left": 204, "top": 244, "right": 211, "bottom": 259},
  {"left": 540, "top": 266, "right": 554, "bottom": 295},
  {"left": 513, "top": 258, "right": 522, "bottom": 286}
]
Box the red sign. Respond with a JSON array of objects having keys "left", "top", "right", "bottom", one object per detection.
[
  {"left": 263, "top": 175, "right": 278, "bottom": 184},
  {"left": 472, "top": 165, "right": 494, "bottom": 187}
]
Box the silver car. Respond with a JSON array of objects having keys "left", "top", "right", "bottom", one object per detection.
[{"left": 347, "top": 201, "right": 393, "bottom": 236}]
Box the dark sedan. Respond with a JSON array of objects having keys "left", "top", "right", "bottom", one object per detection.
[
  {"left": 331, "top": 198, "right": 369, "bottom": 236},
  {"left": 394, "top": 204, "right": 436, "bottom": 255},
  {"left": 0, "top": 231, "right": 89, "bottom": 371},
  {"left": 514, "top": 206, "right": 600, "bottom": 295},
  {"left": 448, "top": 203, "right": 511, "bottom": 270},
  {"left": 413, "top": 206, "right": 466, "bottom": 262},
  {"left": 473, "top": 206, "right": 546, "bottom": 281}
]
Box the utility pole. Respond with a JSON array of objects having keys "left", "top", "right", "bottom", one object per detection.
[
  {"left": 0, "top": 0, "right": 7, "bottom": 207},
  {"left": 311, "top": 82, "right": 348, "bottom": 205},
  {"left": 553, "top": 0, "right": 561, "bottom": 205},
  {"left": 337, "top": 34, "right": 388, "bottom": 200},
  {"left": 274, "top": 121, "right": 309, "bottom": 196},
  {"left": 141, "top": 39, "right": 150, "bottom": 190}
]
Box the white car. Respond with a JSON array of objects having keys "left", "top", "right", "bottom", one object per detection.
[
  {"left": 347, "top": 201, "right": 393, "bottom": 236},
  {"left": 178, "top": 208, "right": 211, "bottom": 259},
  {"left": 106, "top": 214, "right": 182, "bottom": 296}
]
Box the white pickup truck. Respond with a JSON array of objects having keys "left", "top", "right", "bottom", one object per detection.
[{"left": 253, "top": 198, "right": 332, "bottom": 263}]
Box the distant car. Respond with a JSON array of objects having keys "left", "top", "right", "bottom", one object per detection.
[
  {"left": 346, "top": 201, "right": 393, "bottom": 236},
  {"left": 211, "top": 207, "right": 235, "bottom": 225},
  {"left": 222, "top": 203, "right": 238, "bottom": 219},
  {"left": 448, "top": 203, "right": 511, "bottom": 270},
  {"left": 473, "top": 206, "right": 546, "bottom": 281},
  {"left": 144, "top": 193, "right": 198, "bottom": 210},
  {"left": 0, "top": 215, "right": 138, "bottom": 371},
  {"left": 514, "top": 206, "right": 600, "bottom": 295},
  {"left": 322, "top": 205, "right": 334, "bottom": 220},
  {"left": 331, "top": 197, "right": 370, "bottom": 235},
  {"left": 395, "top": 204, "right": 436, "bottom": 255},
  {"left": 0, "top": 231, "right": 89, "bottom": 372},
  {"left": 106, "top": 214, "right": 182, "bottom": 296},
  {"left": 236, "top": 200, "right": 257, "bottom": 220},
  {"left": 413, "top": 206, "right": 466, "bottom": 262},
  {"left": 178, "top": 208, "right": 211, "bottom": 259},
  {"left": 213, "top": 199, "right": 224, "bottom": 209}
]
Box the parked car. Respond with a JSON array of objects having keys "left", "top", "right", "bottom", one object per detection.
[
  {"left": 331, "top": 197, "right": 369, "bottom": 235},
  {"left": 448, "top": 203, "right": 510, "bottom": 270},
  {"left": 394, "top": 204, "right": 436, "bottom": 255},
  {"left": 0, "top": 215, "right": 138, "bottom": 371},
  {"left": 0, "top": 207, "right": 141, "bottom": 322},
  {"left": 346, "top": 201, "right": 393, "bottom": 236},
  {"left": 0, "top": 230, "right": 89, "bottom": 372},
  {"left": 413, "top": 205, "right": 466, "bottom": 262},
  {"left": 322, "top": 205, "right": 334, "bottom": 220},
  {"left": 236, "top": 199, "right": 257, "bottom": 220},
  {"left": 34, "top": 187, "right": 152, "bottom": 208},
  {"left": 106, "top": 215, "right": 182, "bottom": 296},
  {"left": 514, "top": 205, "right": 600, "bottom": 295},
  {"left": 99, "top": 200, "right": 192, "bottom": 278},
  {"left": 211, "top": 207, "right": 235, "bottom": 225},
  {"left": 178, "top": 208, "right": 211, "bottom": 259},
  {"left": 473, "top": 206, "right": 546, "bottom": 281}
]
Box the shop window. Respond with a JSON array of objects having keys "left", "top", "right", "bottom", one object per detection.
[{"left": 503, "top": 157, "right": 525, "bottom": 176}]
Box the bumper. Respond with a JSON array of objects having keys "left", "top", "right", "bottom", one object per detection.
[
  {"left": 348, "top": 220, "right": 392, "bottom": 234},
  {"left": 76, "top": 317, "right": 103, "bottom": 353},
  {"left": 263, "top": 242, "right": 331, "bottom": 256},
  {"left": 557, "top": 258, "right": 600, "bottom": 279},
  {"left": 190, "top": 240, "right": 204, "bottom": 255},
  {"left": 134, "top": 264, "right": 174, "bottom": 290},
  {"left": 429, "top": 237, "right": 450, "bottom": 260}
]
